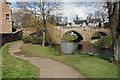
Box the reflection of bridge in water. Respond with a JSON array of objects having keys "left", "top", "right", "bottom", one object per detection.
[{"left": 50, "top": 26, "right": 111, "bottom": 44}]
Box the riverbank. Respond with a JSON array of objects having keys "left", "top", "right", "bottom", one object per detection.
[
  {"left": 92, "top": 34, "right": 112, "bottom": 49},
  {"left": 62, "top": 33, "right": 78, "bottom": 41},
  {"left": 1, "top": 41, "right": 37, "bottom": 78},
  {"left": 20, "top": 43, "right": 119, "bottom": 78}
]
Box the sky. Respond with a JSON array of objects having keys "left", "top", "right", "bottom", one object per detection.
[
  {"left": 10, "top": 1, "right": 106, "bottom": 22},
  {"left": 61, "top": 2, "right": 101, "bottom": 22}
]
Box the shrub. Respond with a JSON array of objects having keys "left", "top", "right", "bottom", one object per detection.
[
  {"left": 31, "top": 37, "right": 43, "bottom": 42},
  {"left": 92, "top": 34, "right": 112, "bottom": 49},
  {"left": 22, "top": 36, "right": 44, "bottom": 43},
  {"left": 22, "top": 36, "right": 31, "bottom": 43}
]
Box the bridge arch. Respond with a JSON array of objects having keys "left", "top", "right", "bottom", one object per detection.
[{"left": 61, "top": 30, "right": 84, "bottom": 42}]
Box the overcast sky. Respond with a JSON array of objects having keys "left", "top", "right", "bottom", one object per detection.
[
  {"left": 11, "top": 2, "right": 106, "bottom": 22},
  {"left": 63, "top": 2, "right": 108, "bottom": 22}
]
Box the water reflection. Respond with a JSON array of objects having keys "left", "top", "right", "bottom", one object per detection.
[
  {"left": 61, "top": 42, "right": 78, "bottom": 54},
  {"left": 52, "top": 40, "right": 113, "bottom": 59}
]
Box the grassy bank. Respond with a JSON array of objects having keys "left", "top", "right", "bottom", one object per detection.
[
  {"left": 62, "top": 33, "right": 78, "bottom": 40},
  {"left": 20, "top": 43, "right": 119, "bottom": 78},
  {"left": 1, "top": 41, "right": 37, "bottom": 78},
  {"left": 20, "top": 43, "right": 60, "bottom": 58},
  {"left": 92, "top": 33, "right": 100, "bottom": 38},
  {"left": 92, "top": 34, "right": 112, "bottom": 49}
]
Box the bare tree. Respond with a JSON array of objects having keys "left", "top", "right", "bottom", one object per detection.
[
  {"left": 95, "top": 10, "right": 108, "bottom": 23},
  {"left": 95, "top": 10, "right": 101, "bottom": 19},
  {"left": 101, "top": 12, "right": 106, "bottom": 23},
  {"left": 12, "top": 9, "right": 25, "bottom": 27},
  {"left": 16, "top": 1, "right": 62, "bottom": 47}
]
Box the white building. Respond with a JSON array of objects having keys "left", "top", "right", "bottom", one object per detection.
[{"left": 68, "top": 18, "right": 104, "bottom": 27}]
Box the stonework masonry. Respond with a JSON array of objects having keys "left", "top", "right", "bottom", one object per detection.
[
  {"left": 20, "top": 26, "right": 111, "bottom": 45},
  {"left": 24, "top": 26, "right": 111, "bottom": 44},
  {"left": 49, "top": 26, "right": 111, "bottom": 44},
  {"left": 0, "top": 0, "right": 2, "bottom": 33},
  {"left": 0, "top": 0, "right": 12, "bottom": 33}
]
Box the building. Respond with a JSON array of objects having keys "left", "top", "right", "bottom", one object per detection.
[
  {"left": 86, "top": 18, "right": 104, "bottom": 27},
  {"left": 68, "top": 17, "right": 104, "bottom": 27},
  {"left": 0, "top": 0, "right": 12, "bottom": 33},
  {"left": 70, "top": 20, "right": 87, "bottom": 27}
]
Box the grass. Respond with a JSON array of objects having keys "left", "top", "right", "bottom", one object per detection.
[
  {"left": 54, "top": 55, "right": 119, "bottom": 78},
  {"left": 62, "top": 33, "right": 78, "bottom": 41},
  {"left": 92, "top": 34, "right": 112, "bottom": 49},
  {"left": 20, "top": 43, "right": 119, "bottom": 78},
  {"left": 20, "top": 44, "right": 60, "bottom": 58},
  {"left": 92, "top": 33, "right": 100, "bottom": 38},
  {"left": 1, "top": 41, "right": 37, "bottom": 78}
]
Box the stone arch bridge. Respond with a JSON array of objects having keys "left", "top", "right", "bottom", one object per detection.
[{"left": 48, "top": 26, "right": 111, "bottom": 44}]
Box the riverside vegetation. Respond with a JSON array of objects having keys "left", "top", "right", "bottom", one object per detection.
[
  {"left": 92, "top": 34, "right": 112, "bottom": 49},
  {"left": 62, "top": 33, "right": 78, "bottom": 41}
]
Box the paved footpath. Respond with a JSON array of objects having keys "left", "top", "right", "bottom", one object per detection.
[{"left": 9, "top": 42, "right": 85, "bottom": 78}]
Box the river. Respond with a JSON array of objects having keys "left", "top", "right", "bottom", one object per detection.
[{"left": 52, "top": 40, "right": 113, "bottom": 59}]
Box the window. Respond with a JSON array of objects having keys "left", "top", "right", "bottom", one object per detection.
[{"left": 6, "top": 14, "right": 9, "bottom": 21}]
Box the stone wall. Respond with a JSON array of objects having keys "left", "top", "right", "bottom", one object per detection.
[{"left": 0, "top": 30, "right": 23, "bottom": 47}]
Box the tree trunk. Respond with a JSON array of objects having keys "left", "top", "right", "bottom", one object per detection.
[
  {"left": 42, "top": 2, "right": 46, "bottom": 47},
  {"left": 107, "top": 2, "right": 119, "bottom": 60},
  {"left": 42, "top": 17, "right": 46, "bottom": 47},
  {"left": 117, "top": 2, "right": 120, "bottom": 61},
  {"left": 113, "top": 2, "right": 119, "bottom": 61},
  {"left": 42, "top": 29, "right": 45, "bottom": 47}
]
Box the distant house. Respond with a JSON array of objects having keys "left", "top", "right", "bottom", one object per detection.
[
  {"left": 87, "top": 18, "right": 103, "bottom": 27},
  {"left": 0, "top": 0, "right": 12, "bottom": 33},
  {"left": 68, "top": 17, "right": 104, "bottom": 27}
]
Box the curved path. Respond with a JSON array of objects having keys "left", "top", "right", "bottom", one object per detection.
[{"left": 9, "top": 42, "right": 85, "bottom": 78}]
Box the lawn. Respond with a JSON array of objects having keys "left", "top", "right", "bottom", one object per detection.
[
  {"left": 20, "top": 43, "right": 60, "bottom": 58},
  {"left": 1, "top": 41, "right": 37, "bottom": 78},
  {"left": 20, "top": 43, "right": 119, "bottom": 78}
]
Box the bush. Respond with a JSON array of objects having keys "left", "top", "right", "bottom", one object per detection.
[
  {"left": 22, "top": 36, "right": 31, "bottom": 43},
  {"left": 92, "top": 34, "right": 112, "bottom": 49},
  {"left": 31, "top": 37, "right": 43, "bottom": 42},
  {"left": 22, "top": 36, "right": 43, "bottom": 43}
]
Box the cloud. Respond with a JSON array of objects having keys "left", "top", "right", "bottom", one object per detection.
[
  {"left": 62, "top": 2, "right": 100, "bottom": 22},
  {"left": 11, "top": 2, "right": 106, "bottom": 23}
]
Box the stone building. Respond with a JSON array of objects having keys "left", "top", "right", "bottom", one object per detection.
[
  {"left": 68, "top": 17, "right": 104, "bottom": 27},
  {"left": 0, "top": 0, "right": 12, "bottom": 33}
]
